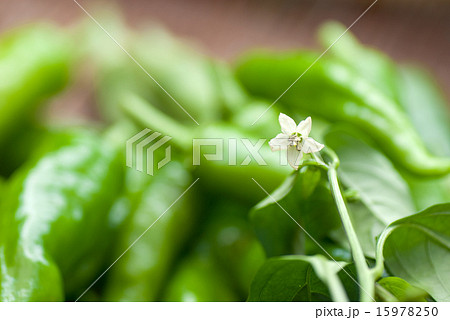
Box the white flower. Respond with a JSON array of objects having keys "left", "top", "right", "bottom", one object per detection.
[{"left": 269, "top": 113, "right": 324, "bottom": 170}]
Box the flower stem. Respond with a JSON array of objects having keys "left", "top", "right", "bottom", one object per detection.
[{"left": 327, "top": 166, "right": 375, "bottom": 302}]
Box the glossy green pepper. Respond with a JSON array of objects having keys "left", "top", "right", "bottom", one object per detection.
[
  {"left": 0, "top": 130, "right": 123, "bottom": 301},
  {"left": 87, "top": 20, "right": 223, "bottom": 125},
  {"left": 0, "top": 24, "right": 72, "bottom": 148},
  {"left": 0, "top": 177, "right": 4, "bottom": 201},
  {"left": 104, "top": 161, "right": 196, "bottom": 301},
  {"left": 318, "top": 22, "right": 400, "bottom": 104},
  {"left": 0, "top": 24, "right": 72, "bottom": 176},
  {"left": 202, "top": 200, "right": 266, "bottom": 298},
  {"left": 163, "top": 243, "right": 239, "bottom": 302},
  {"left": 235, "top": 52, "right": 450, "bottom": 176},
  {"left": 162, "top": 195, "right": 264, "bottom": 301}
]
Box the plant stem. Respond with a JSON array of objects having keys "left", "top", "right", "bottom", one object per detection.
[
  {"left": 327, "top": 269, "right": 350, "bottom": 302},
  {"left": 372, "top": 226, "right": 395, "bottom": 280},
  {"left": 327, "top": 166, "right": 375, "bottom": 302},
  {"left": 120, "top": 92, "right": 193, "bottom": 149},
  {"left": 375, "top": 283, "right": 398, "bottom": 302}
]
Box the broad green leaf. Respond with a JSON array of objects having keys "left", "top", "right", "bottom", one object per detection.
[
  {"left": 380, "top": 203, "right": 450, "bottom": 301},
  {"left": 403, "top": 172, "right": 450, "bottom": 212},
  {"left": 377, "top": 277, "right": 427, "bottom": 302},
  {"left": 250, "top": 167, "right": 341, "bottom": 257},
  {"left": 325, "top": 128, "right": 415, "bottom": 257},
  {"left": 248, "top": 255, "right": 359, "bottom": 302},
  {"left": 248, "top": 255, "right": 343, "bottom": 301}
]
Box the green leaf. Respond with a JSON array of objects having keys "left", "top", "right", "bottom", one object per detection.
[
  {"left": 380, "top": 203, "right": 450, "bottom": 301},
  {"left": 325, "top": 128, "right": 415, "bottom": 257},
  {"left": 250, "top": 167, "right": 341, "bottom": 257},
  {"left": 403, "top": 173, "right": 450, "bottom": 212},
  {"left": 248, "top": 255, "right": 356, "bottom": 302},
  {"left": 377, "top": 277, "right": 428, "bottom": 302}
]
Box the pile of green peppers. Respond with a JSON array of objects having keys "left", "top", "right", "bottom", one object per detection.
[{"left": 0, "top": 16, "right": 448, "bottom": 302}]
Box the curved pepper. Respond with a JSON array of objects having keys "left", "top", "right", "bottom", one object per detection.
[
  {"left": 104, "top": 161, "right": 196, "bottom": 301},
  {"left": 235, "top": 52, "right": 450, "bottom": 176},
  {"left": 0, "top": 130, "right": 123, "bottom": 301}
]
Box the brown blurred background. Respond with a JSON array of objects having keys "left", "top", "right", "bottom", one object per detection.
[{"left": 1, "top": 0, "right": 449, "bottom": 97}]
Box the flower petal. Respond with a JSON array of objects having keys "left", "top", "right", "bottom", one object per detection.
[
  {"left": 296, "top": 116, "right": 312, "bottom": 137},
  {"left": 287, "top": 146, "right": 303, "bottom": 170},
  {"left": 279, "top": 113, "right": 297, "bottom": 135},
  {"left": 269, "top": 133, "right": 290, "bottom": 151},
  {"left": 302, "top": 137, "right": 324, "bottom": 154}
]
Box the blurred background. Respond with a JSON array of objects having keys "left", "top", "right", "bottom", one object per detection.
[{"left": 1, "top": 0, "right": 449, "bottom": 102}]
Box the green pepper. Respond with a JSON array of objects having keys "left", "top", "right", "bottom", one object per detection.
[
  {"left": 161, "top": 216, "right": 241, "bottom": 303},
  {"left": 0, "top": 176, "right": 4, "bottom": 201},
  {"left": 0, "top": 24, "right": 72, "bottom": 177},
  {"left": 132, "top": 28, "right": 223, "bottom": 124},
  {"left": 212, "top": 61, "right": 250, "bottom": 117},
  {"left": 393, "top": 66, "right": 450, "bottom": 210},
  {"left": 162, "top": 194, "right": 264, "bottom": 302},
  {"left": 104, "top": 161, "right": 196, "bottom": 301},
  {"left": 0, "top": 125, "right": 47, "bottom": 177},
  {"left": 235, "top": 52, "right": 450, "bottom": 176},
  {"left": 121, "top": 92, "right": 291, "bottom": 202},
  {"left": 0, "top": 130, "right": 123, "bottom": 301},
  {"left": 318, "top": 21, "right": 400, "bottom": 103},
  {"left": 202, "top": 199, "right": 266, "bottom": 298},
  {"left": 87, "top": 19, "right": 223, "bottom": 125},
  {"left": 231, "top": 99, "right": 281, "bottom": 138},
  {"left": 0, "top": 24, "right": 72, "bottom": 150},
  {"left": 163, "top": 250, "right": 239, "bottom": 302}
]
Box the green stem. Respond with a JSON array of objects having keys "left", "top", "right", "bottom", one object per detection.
[
  {"left": 372, "top": 226, "right": 395, "bottom": 280},
  {"left": 327, "top": 166, "right": 374, "bottom": 302},
  {"left": 375, "top": 282, "right": 398, "bottom": 302},
  {"left": 120, "top": 92, "right": 193, "bottom": 150},
  {"left": 327, "top": 271, "right": 350, "bottom": 302}
]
